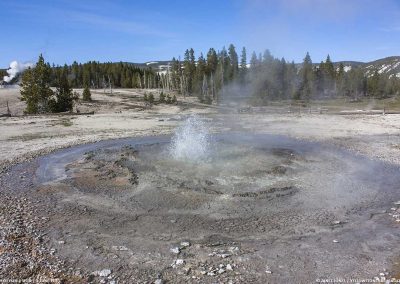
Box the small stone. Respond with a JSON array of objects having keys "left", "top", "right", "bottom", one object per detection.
[
  {"left": 170, "top": 247, "right": 180, "bottom": 254},
  {"left": 57, "top": 240, "right": 65, "bottom": 244},
  {"left": 218, "top": 268, "right": 225, "bottom": 274},
  {"left": 379, "top": 273, "right": 385, "bottom": 276},
  {"left": 226, "top": 264, "right": 233, "bottom": 271},
  {"left": 333, "top": 239, "right": 339, "bottom": 243},
  {"left": 207, "top": 271, "right": 215, "bottom": 276},
  {"left": 394, "top": 201, "right": 400, "bottom": 205},
  {"left": 154, "top": 279, "right": 164, "bottom": 284},
  {"left": 112, "top": 245, "right": 128, "bottom": 251},
  {"left": 333, "top": 220, "right": 341, "bottom": 225},
  {"left": 175, "top": 259, "right": 185, "bottom": 266},
  {"left": 93, "top": 269, "right": 112, "bottom": 277},
  {"left": 266, "top": 270, "right": 272, "bottom": 274},
  {"left": 180, "top": 241, "right": 190, "bottom": 247}
]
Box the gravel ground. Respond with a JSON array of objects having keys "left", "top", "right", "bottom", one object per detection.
[{"left": 2, "top": 88, "right": 400, "bottom": 283}]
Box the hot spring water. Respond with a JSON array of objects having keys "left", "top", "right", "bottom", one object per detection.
[{"left": 169, "top": 115, "right": 210, "bottom": 162}]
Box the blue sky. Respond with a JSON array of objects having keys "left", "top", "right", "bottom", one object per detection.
[{"left": 0, "top": 0, "right": 399, "bottom": 67}]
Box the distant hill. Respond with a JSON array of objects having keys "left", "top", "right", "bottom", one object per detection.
[
  {"left": 361, "top": 56, "right": 400, "bottom": 78},
  {"left": 323, "top": 56, "right": 400, "bottom": 78}
]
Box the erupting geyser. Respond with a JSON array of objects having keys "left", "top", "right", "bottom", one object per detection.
[
  {"left": 169, "top": 115, "right": 210, "bottom": 162},
  {"left": 3, "top": 61, "right": 34, "bottom": 83}
]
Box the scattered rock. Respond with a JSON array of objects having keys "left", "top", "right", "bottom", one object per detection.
[
  {"left": 333, "top": 239, "right": 339, "bottom": 243},
  {"left": 226, "top": 264, "right": 233, "bottom": 271}
]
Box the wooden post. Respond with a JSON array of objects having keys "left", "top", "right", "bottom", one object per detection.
[{"left": 6, "top": 101, "right": 10, "bottom": 116}]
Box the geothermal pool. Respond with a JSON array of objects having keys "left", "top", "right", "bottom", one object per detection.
[{"left": 26, "top": 126, "right": 400, "bottom": 282}]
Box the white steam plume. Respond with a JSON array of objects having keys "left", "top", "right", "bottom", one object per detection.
[{"left": 3, "top": 61, "right": 34, "bottom": 83}]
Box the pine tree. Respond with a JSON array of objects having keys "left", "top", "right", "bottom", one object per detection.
[
  {"left": 159, "top": 91, "right": 166, "bottom": 103},
  {"left": 20, "top": 54, "right": 54, "bottom": 114},
  {"left": 336, "top": 63, "right": 345, "bottom": 96},
  {"left": 250, "top": 52, "right": 258, "bottom": 69},
  {"left": 166, "top": 94, "right": 172, "bottom": 104},
  {"left": 298, "top": 52, "right": 314, "bottom": 101},
  {"left": 239, "top": 47, "right": 247, "bottom": 83},
  {"left": 195, "top": 53, "right": 207, "bottom": 98},
  {"left": 148, "top": 93, "right": 155, "bottom": 104},
  {"left": 183, "top": 49, "right": 196, "bottom": 95},
  {"left": 50, "top": 67, "right": 77, "bottom": 112},
  {"left": 206, "top": 48, "right": 218, "bottom": 75},
  {"left": 82, "top": 86, "right": 92, "bottom": 101},
  {"left": 228, "top": 44, "right": 239, "bottom": 81}
]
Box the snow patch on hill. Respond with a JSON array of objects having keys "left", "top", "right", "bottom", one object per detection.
[{"left": 344, "top": 66, "right": 352, "bottom": 72}]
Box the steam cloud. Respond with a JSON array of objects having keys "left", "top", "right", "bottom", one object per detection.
[{"left": 3, "top": 61, "right": 34, "bottom": 83}]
